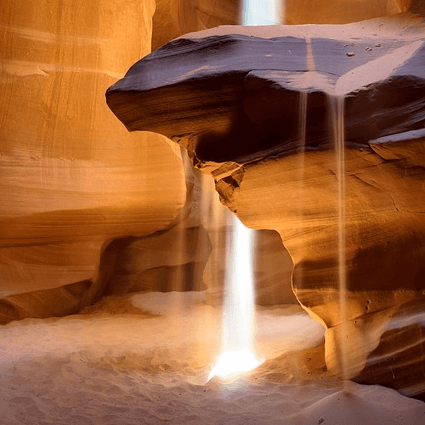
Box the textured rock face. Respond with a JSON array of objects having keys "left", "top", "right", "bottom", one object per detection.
[
  {"left": 152, "top": 0, "right": 239, "bottom": 49},
  {"left": 201, "top": 222, "right": 297, "bottom": 307},
  {"left": 106, "top": 13, "right": 425, "bottom": 399},
  {"left": 0, "top": 0, "right": 187, "bottom": 323},
  {"left": 106, "top": 154, "right": 296, "bottom": 307},
  {"left": 1, "top": 0, "right": 292, "bottom": 324},
  {"left": 106, "top": 27, "right": 425, "bottom": 164},
  {"left": 107, "top": 226, "right": 212, "bottom": 295},
  {"left": 284, "top": 0, "right": 415, "bottom": 24}
]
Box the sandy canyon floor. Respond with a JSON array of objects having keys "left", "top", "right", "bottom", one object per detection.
[{"left": 0, "top": 292, "right": 424, "bottom": 425}]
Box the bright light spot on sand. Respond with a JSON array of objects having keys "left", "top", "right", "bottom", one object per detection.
[
  {"left": 243, "top": 0, "right": 281, "bottom": 25},
  {"left": 208, "top": 216, "right": 264, "bottom": 381},
  {"left": 208, "top": 349, "right": 262, "bottom": 380}
]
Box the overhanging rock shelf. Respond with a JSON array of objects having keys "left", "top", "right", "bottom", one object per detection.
[{"left": 106, "top": 23, "right": 425, "bottom": 400}]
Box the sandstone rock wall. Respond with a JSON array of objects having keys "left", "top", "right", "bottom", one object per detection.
[
  {"left": 105, "top": 11, "right": 425, "bottom": 398},
  {"left": 0, "top": 0, "right": 187, "bottom": 323},
  {"left": 106, "top": 150, "right": 296, "bottom": 307},
  {"left": 284, "top": 0, "right": 415, "bottom": 24},
  {"left": 152, "top": 0, "right": 240, "bottom": 49},
  {"left": 1, "top": 0, "right": 293, "bottom": 324}
]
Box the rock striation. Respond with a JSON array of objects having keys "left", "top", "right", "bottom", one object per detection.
[
  {"left": 106, "top": 13, "right": 425, "bottom": 400},
  {"left": 0, "top": 0, "right": 187, "bottom": 323},
  {"left": 0, "top": 0, "right": 294, "bottom": 325},
  {"left": 284, "top": 0, "right": 415, "bottom": 24},
  {"left": 106, "top": 28, "right": 425, "bottom": 165},
  {"left": 152, "top": 0, "right": 240, "bottom": 49},
  {"left": 105, "top": 152, "right": 296, "bottom": 307}
]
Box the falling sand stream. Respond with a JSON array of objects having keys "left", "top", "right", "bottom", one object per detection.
[
  {"left": 330, "top": 38, "right": 424, "bottom": 386},
  {"left": 210, "top": 0, "right": 424, "bottom": 387},
  {"left": 293, "top": 33, "right": 350, "bottom": 386},
  {"left": 330, "top": 94, "right": 348, "bottom": 386}
]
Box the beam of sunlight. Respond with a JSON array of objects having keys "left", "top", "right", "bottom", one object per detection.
[
  {"left": 243, "top": 0, "right": 282, "bottom": 25},
  {"left": 208, "top": 216, "right": 263, "bottom": 381},
  {"left": 209, "top": 0, "right": 284, "bottom": 383}
]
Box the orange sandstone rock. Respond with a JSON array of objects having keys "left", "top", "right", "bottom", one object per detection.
[
  {"left": 106, "top": 12, "right": 425, "bottom": 399},
  {"left": 153, "top": 0, "right": 240, "bottom": 49},
  {"left": 0, "top": 0, "right": 186, "bottom": 323},
  {"left": 284, "top": 0, "right": 415, "bottom": 24}
]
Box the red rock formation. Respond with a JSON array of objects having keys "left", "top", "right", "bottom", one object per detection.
[
  {"left": 104, "top": 152, "right": 296, "bottom": 307},
  {"left": 105, "top": 10, "right": 425, "bottom": 399},
  {"left": 1, "top": 0, "right": 293, "bottom": 324},
  {"left": 152, "top": 0, "right": 240, "bottom": 49},
  {"left": 0, "top": 0, "right": 187, "bottom": 323},
  {"left": 284, "top": 0, "right": 414, "bottom": 24}
]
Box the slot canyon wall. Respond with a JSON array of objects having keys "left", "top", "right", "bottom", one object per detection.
[
  {"left": 152, "top": 0, "right": 240, "bottom": 49},
  {"left": 0, "top": 0, "right": 294, "bottom": 324},
  {"left": 0, "top": 0, "right": 187, "bottom": 323},
  {"left": 2, "top": 0, "right": 425, "bottom": 401},
  {"left": 284, "top": 0, "right": 415, "bottom": 24},
  {"left": 106, "top": 0, "right": 425, "bottom": 400}
]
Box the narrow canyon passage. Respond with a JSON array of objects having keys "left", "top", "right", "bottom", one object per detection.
[{"left": 1, "top": 0, "right": 425, "bottom": 424}]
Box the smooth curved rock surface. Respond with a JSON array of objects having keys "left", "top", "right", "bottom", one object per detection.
[
  {"left": 106, "top": 153, "right": 296, "bottom": 306},
  {"left": 0, "top": 0, "right": 186, "bottom": 323},
  {"left": 284, "top": 0, "right": 415, "bottom": 24},
  {"left": 107, "top": 225, "right": 212, "bottom": 295},
  {"left": 106, "top": 13, "right": 425, "bottom": 398},
  {"left": 107, "top": 29, "right": 425, "bottom": 166},
  {"left": 152, "top": 0, "right": 239, "bottom": 49},
  {"left": 202, "top": 220, "right": 298, "bottom": 307}
]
